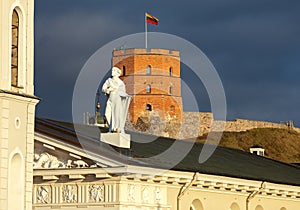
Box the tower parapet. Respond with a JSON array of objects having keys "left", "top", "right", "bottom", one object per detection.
[{"left": 113, "top": 48, "right": 180, "bottom": 57}]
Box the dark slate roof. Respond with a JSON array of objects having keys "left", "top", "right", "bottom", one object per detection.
[{"left": 35, "top": 118, "right": 300, "bottom": 186}]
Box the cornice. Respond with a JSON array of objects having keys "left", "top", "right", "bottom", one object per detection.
[{"left": 33, "top": 165, "right": 300, "bottom": 200}]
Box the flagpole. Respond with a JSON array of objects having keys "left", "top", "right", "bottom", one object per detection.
[{"left": 145, "top": 12, "right": 148, "bottom": 50}]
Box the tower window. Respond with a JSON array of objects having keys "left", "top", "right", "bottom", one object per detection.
[
  {"left": 170, "top": 105, "right": 175, "bottom": 112},
  {"left": 146, "top": 85, "right": 151, "bottom": 93},
  {"left": 169, "top": 67, "right": 173, "bottom": 76},
  {"left": 146, "top": 65, "right": 151, "bottom": 74},
  {"left": 146, "top": 104, "right": 152, "bottom": 111},
  {"left": 169, "top": 86, "right": 173, "bottom": 95},
  {"left": 122, "top": 65, "right": 126, "bottom": 76},
  {"left": 11, "top": 10, "right": 19, "bottom": 87}
]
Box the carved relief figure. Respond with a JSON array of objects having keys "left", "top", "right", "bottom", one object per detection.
[
  {"left": 142, "top": 187, "right": 149, "bottom": 202},
  {"left": 62, "top": 185, "right": 77, "bottom": 203},
  {"left": 155, "top": 187, "right": 161, "bottom": 201},
  {"left": 102, "top": 67, "right": 131, "bottom": 133},
  {"left": 34, "top": 152, "right": 64, "bottom": 169},
  {"left": 73, "top": 160, "right": 89, "bottom": 168},
  {"left": 66, "top": 159, "right": 89, "bottom": 168},
  {"left": 89, "top": 185, "right": 104, "bottom": 202},
  {"left": 37, "top": 186, "right": 50, "bottom": 204},
  {"left": 128, "top": 184, "right": 135, "bottom": 201},
  {"left": 66, "top": 159, "right": 73, "bottom": 168}
]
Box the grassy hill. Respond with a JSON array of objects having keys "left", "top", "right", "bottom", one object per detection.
[{"left": 197, "top": 128, "right": 300, "bottom": 163}]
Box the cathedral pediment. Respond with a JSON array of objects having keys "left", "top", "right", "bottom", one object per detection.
[
  {"left": 34, "top": 140, "right": 97, "bottom": 170},
  {"left": 34, "top": 118, "right": 129, "bottom": 170}
]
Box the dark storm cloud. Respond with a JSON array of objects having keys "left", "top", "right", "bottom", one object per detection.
[{"left": 35, "top": 0, "right": 300, "bottom": 126}]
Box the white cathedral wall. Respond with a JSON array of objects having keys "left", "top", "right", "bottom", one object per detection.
[
  {"left": 32, "top": 168, "right": 300, "bottom": 210},
  {"left": 0, "top": 1, "right": 37, "bottom": 209},
  {"left": 176, "top": 184, "right": 300, "bottom": 210},
  {"left": 0, "top": 94, "right": 38, "bottom": 210},
  {"left": 8, "top": 150, "right": 25, "bottom": 210},
  {"left": 1, "top": 0, "right": 34, "bottom": 94}
]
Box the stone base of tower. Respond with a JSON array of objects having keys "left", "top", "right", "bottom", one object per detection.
[{"left": 125, "top": 112, "right": 214, "bottom": 139}]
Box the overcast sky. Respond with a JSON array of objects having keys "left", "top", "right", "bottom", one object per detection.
[{"left": 34, "top": 0, "right": 300, "bottom": 126}]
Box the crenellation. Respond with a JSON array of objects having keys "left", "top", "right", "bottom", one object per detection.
[{"left": 113, "top": 48, "right": 180, "bottom": 57}]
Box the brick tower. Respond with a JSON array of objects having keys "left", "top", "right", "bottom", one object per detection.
[{"left": 112, "top": 48, "right": 183, "bottom": 123}]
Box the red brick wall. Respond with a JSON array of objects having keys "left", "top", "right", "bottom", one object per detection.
[
  {"left": 121, "top": 75, "right": 181, "bottom": 96},
  {"left": 128, "top": 95, "right": 183, "bottom": 122},
  {"left": 112, "top": 48, "right": 183, "bottom": 122}
]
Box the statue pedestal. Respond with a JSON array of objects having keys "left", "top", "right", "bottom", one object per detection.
[{"left": 100, "top": 133, "right": 131, "bottom": 148}]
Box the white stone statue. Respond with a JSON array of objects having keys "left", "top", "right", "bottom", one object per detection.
[{"left": 102, "top": 67, "right": 131, "bottom": 133}]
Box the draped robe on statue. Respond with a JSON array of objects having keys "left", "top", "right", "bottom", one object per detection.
[{"left": 102, "top": 71, "right": 131, "bottom": 133}]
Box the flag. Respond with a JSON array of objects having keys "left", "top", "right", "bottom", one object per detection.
[{"left": 146, "top": 13, "right": 159, "bottom": 25}]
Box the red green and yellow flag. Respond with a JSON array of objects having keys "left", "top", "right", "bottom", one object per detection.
[{"left": 146, "top": 13, "right": 159, "bottom": 25}]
